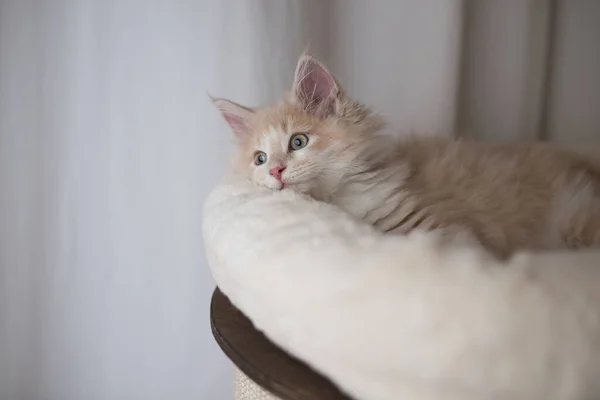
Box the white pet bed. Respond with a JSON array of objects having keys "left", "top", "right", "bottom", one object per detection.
[{"left": 203, "top": 175, "right": 600, "bottom": 400}]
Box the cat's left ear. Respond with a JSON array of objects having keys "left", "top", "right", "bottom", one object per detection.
[
  {"left": 292, "top": 52, "right": 341, "bottom": 117},
  {"left": 210, "top": 95, "right": 255, "bottom": 137}
]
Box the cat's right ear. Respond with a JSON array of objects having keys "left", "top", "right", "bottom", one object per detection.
[
  {"left": 210, "top": 95, "right": 255, "bottom": 137},
  {"left": 292, "top": 52, "right": 340, "bottom": 117}
]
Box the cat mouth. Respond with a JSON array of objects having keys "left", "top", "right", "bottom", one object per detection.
[
  {"left": 280, "top": 180, "right": 295, "bottom": 190},
  {"left": 272, "top": 180, "right": 287, "bottom": 190},
  {"left": 278, "top": 177, "right": 302, "bottom": 190}
]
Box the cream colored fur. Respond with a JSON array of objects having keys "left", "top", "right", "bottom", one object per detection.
[
  {"left": 204, "top": 175, "right": 600, "bottom": 400},
  {"left": 212, "top": 52, "right": 600, "bottom": 258}
]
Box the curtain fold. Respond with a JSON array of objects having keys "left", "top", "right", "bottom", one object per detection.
[
  {"left": 0, "top": 1, "right": 464, "bottom": 399},
  {"left": 330, "top": 0, "right": 464, "bottom": 135}
]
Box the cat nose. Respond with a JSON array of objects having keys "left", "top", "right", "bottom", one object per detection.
[{"left": 269, "top": 165, "right": 286, "bottom": 181}]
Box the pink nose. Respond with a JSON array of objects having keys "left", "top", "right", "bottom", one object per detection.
[{"left": 269, "top": 165, "right": 286, "bottom": 180}]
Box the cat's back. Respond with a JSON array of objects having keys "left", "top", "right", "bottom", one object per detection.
[
  {"left": 400, "top": 136, "right": 598, "bottom": 183},
  {"left": 401, "top": 136, "right": 600, "bottom": 194},
  {"left": 397, "top": 136, "right": 600, "bottom": 254}
]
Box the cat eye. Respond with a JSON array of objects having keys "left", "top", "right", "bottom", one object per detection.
[
  {"left": 289, "top": 133, "right": 309, "bottom": 151},
  {"left": 254, "top": 151, "right": 267, "bottom": 165}
]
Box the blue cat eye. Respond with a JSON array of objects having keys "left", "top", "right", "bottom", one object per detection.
[
  {"left": 289, "top": 133, "right": 309, "bottom": 151},
  {"left": 254, "top": 151, "right": 267, "bottom": 165}
]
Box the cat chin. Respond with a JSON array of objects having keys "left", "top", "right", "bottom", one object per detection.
[
  {"left": 261, "top": 178, "right": 312, "bottom": 194},
  {"left": 261, "top": 180, "right": 284, "bottom": 191},
  {"left": 278, "top": 182, "right": 301, "bottom": 191}
]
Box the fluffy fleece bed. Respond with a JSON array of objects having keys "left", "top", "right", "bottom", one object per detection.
[{"left": 203, "top": 174, "right": 600, "bottom": 400}]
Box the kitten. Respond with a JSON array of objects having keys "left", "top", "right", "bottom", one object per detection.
[{"left": 211, "top": 51, "right": 600, "bottom": 258}]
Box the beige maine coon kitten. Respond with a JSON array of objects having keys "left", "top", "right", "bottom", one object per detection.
[{"left": 211, "top": 51, "right": 600, "bottom": 259}]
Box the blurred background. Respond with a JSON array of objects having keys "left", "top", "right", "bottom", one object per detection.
[{"left": 0, "top": 1, "right": 598, "bottom": 399}]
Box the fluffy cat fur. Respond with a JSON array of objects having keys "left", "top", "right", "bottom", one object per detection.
[{"left": 211, "top": 51, "right": 600, "bottom": 259}]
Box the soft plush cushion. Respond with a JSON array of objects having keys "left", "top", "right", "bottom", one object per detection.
[{"left": 203, "top": 174, "right": 600, "bottom": 400}]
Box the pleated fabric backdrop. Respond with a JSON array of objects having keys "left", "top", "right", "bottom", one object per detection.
[{"left": 1, "top": 1, "right": 598, "bottom": 399}]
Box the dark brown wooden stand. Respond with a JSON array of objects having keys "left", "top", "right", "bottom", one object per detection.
[{"left": 210, "top": 287, "right": 352, "bottom": 400}]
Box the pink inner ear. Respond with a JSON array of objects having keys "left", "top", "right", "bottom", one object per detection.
[
  {"left": 223, "top": 113, "right": 247, "bottom": 136},
  {"left": 299, "top": 61, "right": 335, "bottom": 100},
  {"left": 295, "top": 58, "right": 337, "bottom": 114}
]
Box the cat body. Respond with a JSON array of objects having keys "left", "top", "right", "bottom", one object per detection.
[
  {"left": 339, "top": 136, "right": 600, "bottom": 257},
  {"left": 211, "top": 51, "right": 600, "bottom": 257}
]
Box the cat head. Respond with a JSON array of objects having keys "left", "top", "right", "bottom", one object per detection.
[{"left": 211, "top": 51, "right": 387, "bottom": 198}]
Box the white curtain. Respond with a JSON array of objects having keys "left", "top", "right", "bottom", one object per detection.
[
  {"left": 0, "top": 2, "right": 462, "bottom": 399},
  {"left": 2, "top": 1, "right": 598, "bottom": 399}
]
